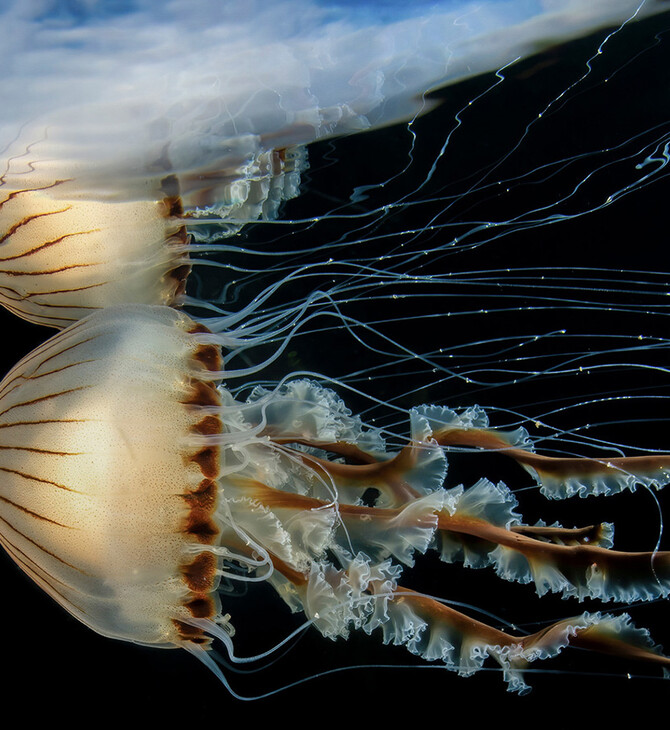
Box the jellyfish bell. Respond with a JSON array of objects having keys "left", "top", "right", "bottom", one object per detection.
[
  {"left": 0, "top": 104, "right": 314, "bottom": 326},
  {"left": 0, "top": 302, "right": 668, "bottom": 703},
  {"left": 0, "top": 305, "right": 232, "bottom": 646}
]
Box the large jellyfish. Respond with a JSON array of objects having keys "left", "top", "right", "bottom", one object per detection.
[
  {"left": 0, "top": 302, "right": 668, "bottom": 700},
  {"left": 0, "top": 0, "right": 669, "bottom": 716}
]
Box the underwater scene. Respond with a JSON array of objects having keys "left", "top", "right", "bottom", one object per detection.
[{"left": 0, "top": 0, "right": 669, "bottom": 718}]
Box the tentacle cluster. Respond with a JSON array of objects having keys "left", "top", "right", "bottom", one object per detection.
[{"left": 181, "top": 374, "right": 670, "bottom": 692}]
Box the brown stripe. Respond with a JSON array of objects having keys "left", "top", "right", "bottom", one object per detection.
[
  {"left": 0, "top": 207, "right": 72, "bottom": 246},
  {"left": 0, "top": 339, "right": 98, "bottom": 398},
  {"left": 0, "top": 179, "right": 70, "bottom": 211},
  {"left": 0, "top": 444, "right": 84, "bottom": 456},
  {"left": 23, "top": 281, "right": 107, "bottom": 298},
  {"left": 0, "top": 261, "right": 97, "bottom": 276},
  {"left": 29, "top": 334, "right": 99, "bottom": 374},
  {"left": 0, "top": 385, "right": 90, "bottom": 419},
  {"left": 0, "top": 418, "right": 91, "bottom": 430},
  {"left": 0, "top": 493, "right": 74, "bottom": 527},
  {"left": 0, "top": 465, "right": 81, "bottom": 493},
  {"left": 25, "top": 359, "right": 96, "bottom": 383},
  {"left": 0, "top": 229, "right": 100, "bottom": 264},
  {"left": 0, "top": 283, "right": 104, "bottom": 304}
]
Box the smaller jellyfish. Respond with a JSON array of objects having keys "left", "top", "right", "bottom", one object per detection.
[
  {"left": 1, "top": 0, "right": 666, "bottom": 331},
  {"left": 0, "top": 146, "right": 306, "bottom": 327},
  {"left": 0, "top": 303, "right": 667, "bottom": 698}
]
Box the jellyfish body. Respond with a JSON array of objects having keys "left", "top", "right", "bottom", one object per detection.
[
  {"left": 0, "top": 303, "right": 668, "bottom": 696},
  {"left": 0, "top": 147, "right": 308, "bottom": 327},
  {"left": 0, "top": 305, "right": 225, "bottom": 644}
]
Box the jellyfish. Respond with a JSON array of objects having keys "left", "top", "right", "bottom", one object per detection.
[
  {"left": 0, "top": 0, "right": 669, "bottom": 712},
  {"left": 1, "top": 0, "right": 668, "bottom": 326},
  {"left": 0, "top": 302, "right": 668, "bottom": 704}
]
